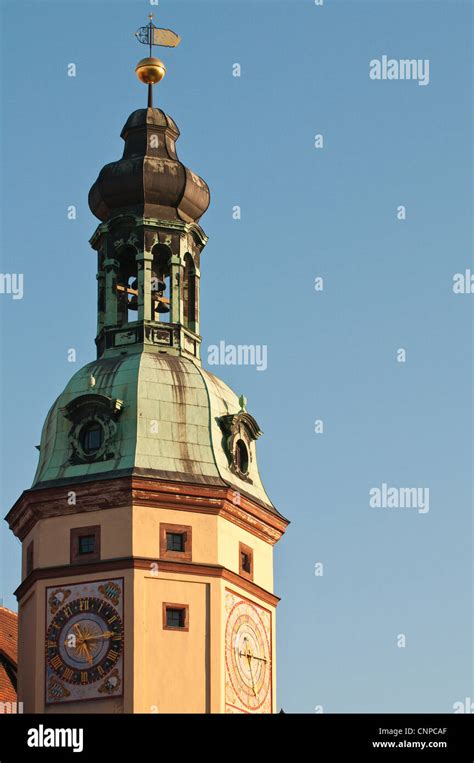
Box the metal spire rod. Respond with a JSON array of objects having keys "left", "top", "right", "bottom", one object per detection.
[{"left": 134, "top": 13, "right": 181, "bottom": 108}]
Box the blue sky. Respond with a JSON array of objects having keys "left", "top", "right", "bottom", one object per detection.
[{"left": 0, "top": 0, "right": 472, "bottom": 712}]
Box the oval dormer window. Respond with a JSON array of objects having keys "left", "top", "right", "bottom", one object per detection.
[
  {"left": 235, "top": 439, "right": 249, "bottom": 475},
  {"left": 81, "top": 421, "right": 104, "bottom": 455}
]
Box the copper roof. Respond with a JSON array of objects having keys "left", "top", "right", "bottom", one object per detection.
[
  {"left": 29, "top": 353, "right": 284, "bottom": 517},
  {"left": 88, "top": 108, "right": 210, "bottom": 223}
]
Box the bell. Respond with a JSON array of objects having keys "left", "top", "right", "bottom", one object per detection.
[
  {"left": 152, "top": 279, "right": 166, "bottom": 294},
  {"left": 155, "top": 300, "right": 170, "bottom": 314},
  {"left": 153, "top": 290, "right": 170, "bottom": 313},
  {"left": 151, "top": 271, "right": 169, "bottom": 313},
  {"left": 128, "top": 279, "right": 138, "bottom": 311}
]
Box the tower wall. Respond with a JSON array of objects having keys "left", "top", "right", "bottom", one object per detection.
[
  {"left": 6, "top": 100, "right": 288, "bottom": 714},
  {"left": 10, "top": 477, "right": 284, "bottom": 713}
]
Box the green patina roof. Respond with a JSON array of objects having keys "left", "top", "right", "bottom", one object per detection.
[{"left": 33, "top": 352, "right": 276, "bottom": 513}]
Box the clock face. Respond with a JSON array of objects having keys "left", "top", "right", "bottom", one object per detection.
[
  {"left": 225, "top": 590, "right": 272, "bottom": 713},
  {"left": 45, "top": 579, "right": 124, "bottom": 704}
]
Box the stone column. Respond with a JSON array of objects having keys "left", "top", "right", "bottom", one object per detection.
[
  {"left": 170, "top": 253, "right": 182, "bottom": 324},
  {"left": 96, "top": 252, "right": 106, "bottom": 336},
  {"left": 192, "top": 265, "right": 200, "bottom": 336},
  {"left": 104, "top": 257, "right": 120, "bottom": 327},
  {"left": 136, "top": 249, "right": 153, "bottom": 322}
]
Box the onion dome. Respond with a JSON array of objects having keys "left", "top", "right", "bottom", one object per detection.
[{"left": 88, "top": 108, "right": 210, "bottom": 224}]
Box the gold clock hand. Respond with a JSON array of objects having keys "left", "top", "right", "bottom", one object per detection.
[
  {"left": 247, "top": 656, "right": 257, "bottom": 697},
  {"left": 75, "top": 640, "right": 93, "bottom": 664},
  {"left": 241, "top": 639, "right": 257, "bottom": 696},
  {"left": 83, "top": 630, "right": 115, "bottom": 641},
  {"left": 73, "top": 622, "right": 85, "bottom": 638},
  {"left": 239, "top": 651, "right": 267, "bottom": 662},
  {"left": 82, "top": 641, "right": 93, "bottom": 665}
]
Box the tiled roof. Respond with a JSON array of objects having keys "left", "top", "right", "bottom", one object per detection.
[
  {"left": 0, "top": 606, "right": 17, "bottom": 664},
  {"left": 0, "top": 607, "right": 17, "bottom": 706},
  {"left": 0, "top": 662, "right": 16, "bottom": 705}
]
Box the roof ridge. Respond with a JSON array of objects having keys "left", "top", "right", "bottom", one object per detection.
[{"left": 0, "top": 606, "right": 18, "bottom": 617}]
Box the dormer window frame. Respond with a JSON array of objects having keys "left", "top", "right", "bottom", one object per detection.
[{"left": 219, "top": 411, "right": 262, "bottom": 484}]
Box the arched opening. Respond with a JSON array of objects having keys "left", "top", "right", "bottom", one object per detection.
[
  {"left": 98, "top": 251, "right": 106, "bottom": 315},
  {"left": 151, "top": 244, "right": 172, "bottom": 322},
  {"left": 115, "top": 245, "right": 138, "bottom": 325},
  {"left": 97, "top": 250, "right": 106, "bottom": 336},
  {"left": 183, "top": 253, "right": 196, "bottom": 329}
]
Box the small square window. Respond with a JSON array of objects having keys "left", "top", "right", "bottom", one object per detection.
[
  {"left": 166, "top": 532, "right": 185, "bottom": 552},
  {"left": 239, "top": 542, "right": 254, "bottom": 581},
  {"left": 167, "top": 608, "right": 184, "bottom": 628},
  {"left": 70, "top": 525, "right": 101, "bottom": 564},
  {"left": 79, "top": 535, "right": 96, "bottom": 555},
  {"left": 163, "top": 603, "right": 189, "bottom": 631},
  {"left": 160, "top": 523, "right": 192, "bottom": 561}
]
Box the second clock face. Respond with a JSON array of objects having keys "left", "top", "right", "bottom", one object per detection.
[
  {"left": 45, "top": 579, "right": 124, "bottom": 704},
  {"left": 225, "top": 590, "right": 272, "bottom": 713}
]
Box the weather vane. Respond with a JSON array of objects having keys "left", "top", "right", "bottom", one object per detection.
[{"left": 135, "top": 13, "right": 181, "bottom": 108}]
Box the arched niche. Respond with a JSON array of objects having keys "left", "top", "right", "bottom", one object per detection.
[
  {"left": 115, "top": 244, "right": 139, "bottom": 325},
  {"left": 151, "top": 243, "right": 172, "bottom": 322}
]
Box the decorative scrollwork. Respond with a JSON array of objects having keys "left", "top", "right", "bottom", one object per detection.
[
  {"left": 218, "top": 410, "right": 262, "bottom": 484},
  {"left": 60, "top": 393, "right": 124, "bottom": 465},
  {"left": 135, "top": 26, "right": 151, "bottom": 46}
]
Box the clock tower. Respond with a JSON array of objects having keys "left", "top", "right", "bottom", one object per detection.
[{"left": 5, "top": 17, "right": 288, "bottom": 714}]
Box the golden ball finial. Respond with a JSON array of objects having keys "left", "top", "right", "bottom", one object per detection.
[{"left": 135, "top": 56, "right": 166, "bottom": 85}]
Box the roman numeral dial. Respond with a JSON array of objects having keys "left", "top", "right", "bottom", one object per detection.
[
  {"left": 46, "top": 595, "right": 124, "bottom": 687},
  {"left": 225, "top": 593, "right": 272, "bottom": 712}
]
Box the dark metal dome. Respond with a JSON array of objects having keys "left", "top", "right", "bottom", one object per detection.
[{"left": 88, "top": 108, "right": 210, "bottom": 223}]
